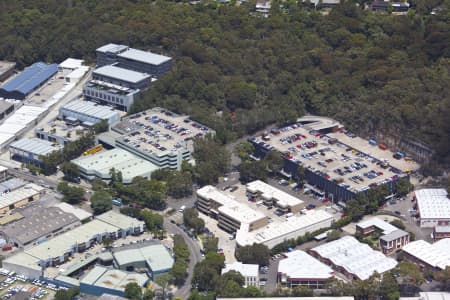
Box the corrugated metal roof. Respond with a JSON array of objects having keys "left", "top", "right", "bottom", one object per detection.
[
  {"left": 118, "top": 48, "right": 171, "bottom": 65},
  {"left": 9, "top": 138, "right": 61, "bottom": 156},
  {"left": 62, "top": 100, "right": 120, "bottom": 120},
  {"left": 0, "top": 62, "right": 57, "bottom": 95},
  {"left": 93, "top": 65, "right": 150, "bottom": 84}
]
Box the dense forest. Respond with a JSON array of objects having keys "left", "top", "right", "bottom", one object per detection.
[{"left": 0, "top": 0, "right": 449, "bottom": 166}]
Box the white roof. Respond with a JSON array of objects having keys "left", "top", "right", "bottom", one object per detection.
[
  {"left": 311, "top": 236, "right": 397, "bottom": 280},
  {"left": 236, "top": 209, "right": 333, "bottom": 247},
  {"left": 402, "top": 239, "right": 450, "bottom": 270},
  {"left": 0, "top": 183, "right": 43, "bottom": 210},
  {"left": 118, "top": 48, "right": 171, "bottom": 65},
  {"left": 67, "top": 66, "right": 89, "bottom": 79},
  {"left": 278, "top": 250, "right": 334, "bottom": 280},
  {"left": 113, "top": 244, "right": 174, "bottom": 273},
  {"left": 357, "top": 217, "right": 398, "bottom": 234},
  {"left": 54, "top": 202, "right": 92, "bottom": 221},
  {"left": 0, "top": 165, "right": 8, "bottom": 172},
  {"left": 62, "top": 100, "right": 120, "bottom": 120},
  {"left": 9, "top": 138, "right": 62, "bottom": 156},
  {"left": 95, "top": 210, "right": 144, "bottom": 230},
  {"left": 96, "top": 43, "right": 129, "bottom": 54},
  {"left": 94, "top": 65, "right": 150, "bottom": 84},
  {"left": 81, "top": 266, "right": 148, "bottom": 290},
  {"left": 416, "top": 189, "right": 450, "bottom": 219},
  {"left": 418, "top": 292, "right": 450, "bottom": 300},
  {"left": 59, "top": 58, "right": 84, "bottom": 70},
  {"left": 197, "top": 186, "right": 267, "bottom": 225},
  {"left": 246, "top": 180, "right": 304, "bottom": 208},
  {"left": 222, "top": 262, "right": 259, "bottom": 278}
]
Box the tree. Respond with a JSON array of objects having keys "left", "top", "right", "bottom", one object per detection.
[
  {"left": 124, "top": 282, "right": 142, "bottom": 300},
  {"left": 234, "top": 142, "right": 255, "bottom": 161},
  {"left": 102, "top": 237, "right": 113, "bottom": 249},
  {"left": 61, "top": 162, "right": 80, "bottom": 182},
  {"left": 192, "top": 262, "right": 220, "bottom": 292},
  {"left": 396, "top": 261, "right": 424, "bottom": 296},
  {"left": 183, "top": 208, "right": 204, "bottom": 235},
  {"left": 395, "top": 177, "right": 411, "bottom": 197},
  {"left": 263, "top": 151, "right": 283, "bottom": 173},
  {"left": 203, "top": 236, "right": 219, "bottom": 254},
  {"left": 193, "top": 137, "right": 231, "bottom": 185},
  {"left": 140, "top": 210, "right": 164, "bottom": 231},
  {"left": 58, "top": 182, "right": 85, "bottom": 204},
  {"left": 291, "top": 285, "right": 314, "bottom": 296},
  {"left": 90, "top": 191, "right": 112, "bottom": 215},
  {"left": 143, "top": 289, "right": 155, "bottom": 300},
  {"left": 54, "top": 287, "right": 80, "bottom": 300},
  {"left": 92, "top": 119, "right": 109, "bottom": 134},
  {"left": 235, "top": 244, "right": 270, "bottom": 266},
  {"left": 154, "top": 273, "right": 172, "bottom": 300},
  {"left": 389, "top": 219, "right": 406, "bottom": 230},
  {"left": 326, "top": 229, "right": 341, "bottom": 241},
  {"left": 238, "top": 161, "right": 267, "bottom": 183},
  {"left": 379, "top": 272, "right": 400, "bottom": 300},
  {"left": 435, "top": 266, "right": 450, "bottom": 291}
]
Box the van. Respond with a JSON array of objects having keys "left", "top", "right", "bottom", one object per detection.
[{"left": 178, "top": 205, "right": 186, "bottom": 213}]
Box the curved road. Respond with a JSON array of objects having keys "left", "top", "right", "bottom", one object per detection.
[{"left": 164, "top": 219, "right": 203, "bottom": 299}]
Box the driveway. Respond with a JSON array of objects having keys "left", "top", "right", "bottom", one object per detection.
[{"left": 164, "top": 219, "right": 203, "bottom": 299}]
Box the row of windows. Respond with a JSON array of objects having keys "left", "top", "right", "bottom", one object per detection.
[{"left": 84, "top": 88, "right": 124, "bottom": 104}]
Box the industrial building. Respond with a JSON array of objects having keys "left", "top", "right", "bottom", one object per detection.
[
  {"left": 0, "top": 101, "right": 15, "bottom": 121},
  {"left": 356, "top": 217, "right": 410, "bottom": 254},
  {"left": 249, "top": 116, "right": 418, "bottom": 202},
  {"left": 53, "top": 202, "right": 93, "bottom": 222},
  {"left": 432, "top": 226, "right": 450, "bottom": 241},
  {"left": 35, "top": 119, "right": 86, "bottom": 146},
  {"left": 309, "top": 236, "right": 398, "bottom": 280},
  {"left": 112, "top": 242, "right": 174, "bottom": 276},
  {"left": 92, "top": 65, "right": 151, "bottom": 90},
  {"left": 9, "top": 138, "right": 62, "bottom": 165},
  {"left": 80, "top": 266, "right": 148, "bottom": 297},
  {"left": 72, "top": 148, "right": 159, "bottom": 183},
  {"left": 196, "top": 185, "right": 268, "bottom": 233},
  {"left": 414, "top": 189, "right": 450, "bottom": 228},
  {"left": 59, "top": 100, "right": 121, "bottom": 126},
  {"left": 0, "top": 165, "right": 8, "bottom": 181},
  {"left": 0, "top": 62, "right": 58, "bottom": 100},
  {"left": 222, "top": 262, "right": 259, "bottom": 287},
  {"left": 2, "top": 211, "right": 145, "bottom": 278},
  {"left": 96, "top": 43, "right": 172, "bottom": 77},
  {"left": 0, "top": 183, "right": 44, "bottom": 214},
  {"left": 58, "top": 58, "right": 84, "bottom": 74},
  {"left": 83, "top": 80, "right": 140, "bottom": 112},
  {"left": 0, "top": 206, "right": 80, "bottom": 248},
  {"left": 278, "top": 250, "right": 334, "bottom": 289},
  {"left": 236, "top": 209, "right": 334, "bottom": 248},
  {"left": 246, "top": 180, "right": 304, "bottom": 213},
  {"left": 0, "top": 61, "right": 16, "bottom": 82},
  {"left": 112, "top": 107, "right": 214, "bottom": 170},
  {"left": 401, "top": 238, "right": 450, "bottom": 270}
]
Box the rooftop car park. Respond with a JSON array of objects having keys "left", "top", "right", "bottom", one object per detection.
[
  {"left": 249, "top": 116, "right": 419, "bottom": 200},
  {"left": 113, "top": 108, "right": 213, "bottom": 158}
]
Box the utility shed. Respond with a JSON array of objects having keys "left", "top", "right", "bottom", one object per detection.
[{"left": 0, "top": 62, "right": 58, "bottom": 100}]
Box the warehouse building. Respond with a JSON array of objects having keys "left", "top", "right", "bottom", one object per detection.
[
  {"left": 59, "top": 100, "right": 121, "bottom": 126},
  {"left": 0, "top": 101, "right": 15, "bottom": 121},
  {"left": 80, "top": 266, "right": 148, "bottom": 297},
  {"left": 0, "top": 62, "right": 58, "bottom": 100},
  {"left": 53, "top": 202, "right": 93, "bottom": 222},
  {"left": 236, "top": 209, "right": 334, "bottom": 248},
  {"left": 9, "top": 138, "right": 62, "bottom": 165},
  {"left": 2, "top": 211, "right": 145, "bottom": 277},
  {"left": 0, "top": 61, "right": 16, "bottom": 82},
  {"left": 92, "top": 65, "right": 151, "bottom": 90},
  {"left": 112, "top": 107, "right": 214, "bottom": 170},
  {"left": 249, "top": 116, "right": 418, "bottom": 202},
  {"left": 432, "top": 226, "right": 450, "bottom": 241},
  {"left": 222, "top": 262, "right": 259, "bottom": 287},
  {"left": 0, "top": 183, "right": 44, "bottom": 214},
  {"left": 0, "top": 206, "right": 80, "bottom": 248},
  {"left": 196, "top": 185, "right": 268, "bottom": 233},
  {"left": 58, "top": 58, "right": 84, "bottom": 75},
  {"left": 414, "top": 189, "right": 450, "bottom": 228},
  {"left": 83, "top": 80, "right": 140, "bottom": 112},
  {"left": 246, "top": 180, "right": 304, "bottom": 213},
  {"left": 356, "top": 217, "right": 410, "bottom": 254},
  {"left": 278, "top": 250, "right": 334, "bottom": 289},
  {"left": 309, "top": 236, "right": 398, "bottom": 280},
  {"left": 72, "top": 148, "right": 159, "bottom": 183},
  {"left": 402, "top": 238, "right": 450, "bottom": 270},
  {"left": 112, "top": 242, "right": 173, "bottom": 276},
  {"left": 96, "top": 43, "right": 172, "bottom": 77}
]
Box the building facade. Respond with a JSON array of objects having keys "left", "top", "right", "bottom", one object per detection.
[
  {"left": 379, "top": 230, "right": 410, "bottom": 255},
  {"left": 433, "top": 226, "right": 450, "bottom": 241},
  {"left": 59, "top": 100, "right": 121, "bottom": 126},
  {"left": 83, "top": 80, "right": 140, "bottom": 112},
  {"left": 222, "top": 262, "right": 259, "bottom": 287}
]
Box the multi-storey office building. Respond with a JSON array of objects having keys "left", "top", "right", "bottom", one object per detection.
[
  {"left": 83, "top": 80, "right": 140, "bottom": 112},
  {"left": 92, "top": 65, "right": 151, "bottom": 90}
]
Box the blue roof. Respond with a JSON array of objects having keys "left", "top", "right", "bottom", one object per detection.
[{"left": 0, "top": 62, "right": 58, "bottom": 95}]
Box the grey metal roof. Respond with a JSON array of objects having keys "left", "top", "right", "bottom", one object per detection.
[
  {"left": 0, "top": 62, "right": 57, "bottom": 95},
  {"left": 380, "top": 229, "right": 409, "bottom": 242},
  {"left": 9, "top": 138, "right": 61, "bottom": 156},
  {"left": 62, "top": 100, "right": 120, "bottom": 120},
  {"left": 118, "top": 48, "right": 171, "bottom": 65},
  {"left": 1, "top": 207, "right": 79, "bottom": 245},
  {"left": 93, "top": 65, "right": 150, "bottom": 84},
  {"left": 96, "top": 43, "right": 129, "bottom": 54},
  {"left": 0, "top": 100, "right": 13, "bottom": 113}
]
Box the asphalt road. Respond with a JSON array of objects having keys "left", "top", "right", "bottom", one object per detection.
[
  {"left": 7, "top": 168, "right": 58, "bottom": 188},
  {"left": 164, "top": 218, "right": 203, "bottom": 299},
  {"left": 264, "top": 257, "right": 282, "bottom": 294}
]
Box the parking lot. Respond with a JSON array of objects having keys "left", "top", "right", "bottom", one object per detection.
[{"left": 0, "top": 270, "right": 57, "bottom": 300}]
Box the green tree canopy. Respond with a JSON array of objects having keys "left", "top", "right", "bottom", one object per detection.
[{"left": 90, "top": 190, "right": 112, "bottom": 215}]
